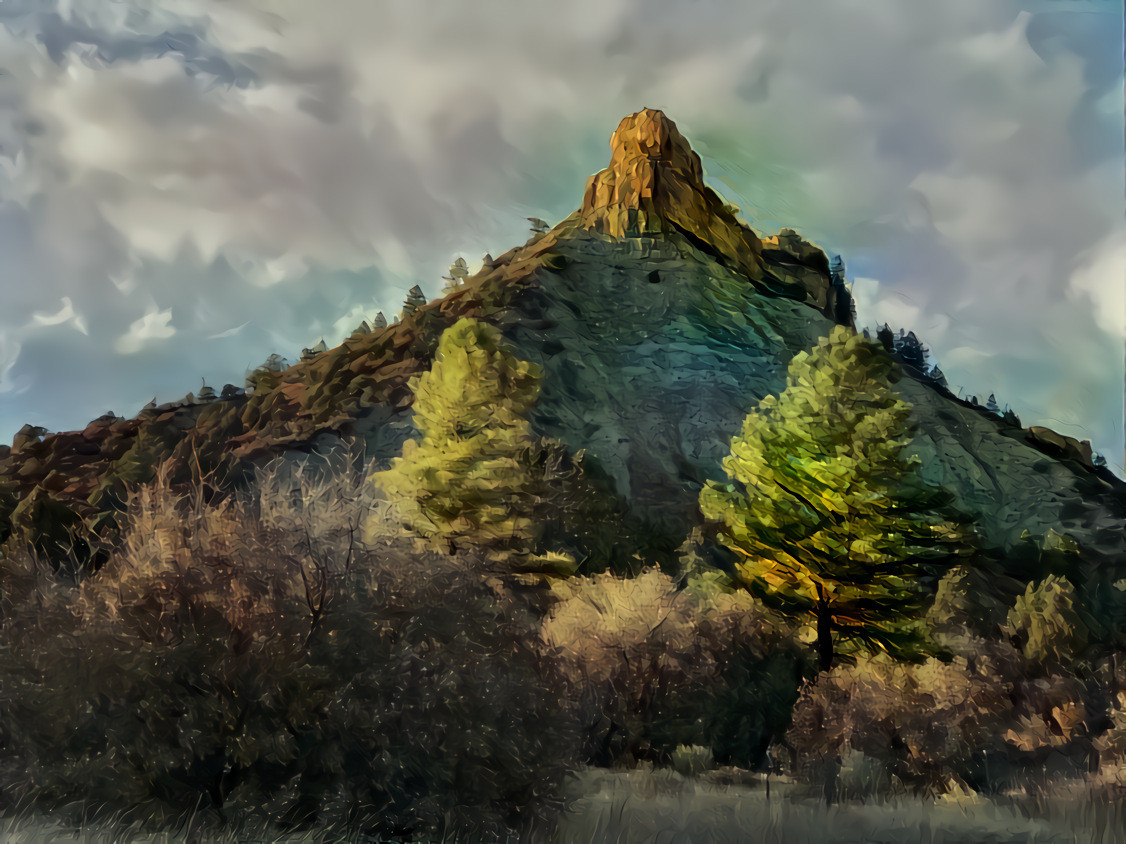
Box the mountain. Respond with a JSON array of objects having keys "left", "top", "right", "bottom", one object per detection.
[{"left": 1, "top": 108, "right": 1122, "bottom": 573}]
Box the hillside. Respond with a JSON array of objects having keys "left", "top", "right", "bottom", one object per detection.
[{"left": 0, "top": 108, "right": 1122, "bottom": 569}]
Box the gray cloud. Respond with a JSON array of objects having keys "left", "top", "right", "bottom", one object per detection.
[{"left": 0, "top": 0, "right": 1120, "bottom": 474}]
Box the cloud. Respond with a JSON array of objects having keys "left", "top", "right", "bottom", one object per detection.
[
  {"left": 114, "top": 306, "right": 176, "bottom": 354},
  {"left": 30, "top": 297, "right": 89, "bottom": 335},
  {"left": 0, "top": 336, "right": 25, "bottom": 397},
  {"left": 1070, "top": 228, "right": 1126, "bottom": 340},
  {"left": 207, "top": 321, "right": 250, "bottom": 340},
  {"left": 0, "top": 0, "right": 1119, "bottom": 473}
]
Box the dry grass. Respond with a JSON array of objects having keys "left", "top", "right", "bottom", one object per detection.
[{"left": 553, "top": 768, "right": 1116, "bottom": 844}]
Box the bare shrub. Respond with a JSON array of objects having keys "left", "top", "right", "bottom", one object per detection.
[
  {"left": 0, "top": 465, "right": 578, "bottom": 841},
  {"left": 1094, "top": 686, "right": 1126, "bottom": 789},
  {"left": 541, "top": 568, "right": 798, "bottom": 767},
  {"left": 250, "top": 440, "right": 384, "bottom": 552},
  {"left": 542, "top": 569, "right": 702, "bottom": 762},
  {"left": 786, "top": 633, "right": 1094, "bottom": 797},
  {"left": 787, "top": 648, "right": 1013, "bottom": 795}
]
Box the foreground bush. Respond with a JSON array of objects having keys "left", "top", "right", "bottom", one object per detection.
[
  {"left": 541, "top": 568, "right": 801, "bottom": 768},
  {"left": 786, "top": 647, "right": 1015, "bottom": 796},
  {"left": 0, "top": 469, "right": 578, "bottom": 841},
  {"left": 786, "top": 634, "right": 1095, "bottom": 797}
]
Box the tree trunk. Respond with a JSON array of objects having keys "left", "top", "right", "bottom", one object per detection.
[{"left": 816, "top": 594, "right": 834, "bottom": 673}]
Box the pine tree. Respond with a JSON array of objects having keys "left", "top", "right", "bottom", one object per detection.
[
  {"left": 301, "top": 339, "right": 328, "bottom": 360},
  {"left": 442, "top": 257, "right": 469, "bottom": 292},
  {"left": 876, "top": 323, "right": 894, "bottom": 353},
  {"left": 196, "top": 380, "right": 217, "bottom": 403},
  {"left": 894, "top": 330, "right": 928, "bottom": 372},
  {"left": 700, "top": 326, "right": 972, "bottom": 671},
  {"left": 372, "top": 318, "right": 553, "bottom": 566},
  {"left": 400, "top": 285, "right": 427, "bottom": 320},
  {"left": 244, "top": 353, "right": 287, "bottom": 393}
]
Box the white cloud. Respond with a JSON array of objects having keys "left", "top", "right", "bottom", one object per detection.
[
  {"left": 1070, "top": 228, "right": 1126, "bottom": 340},
  {"left": 30, "top": 297, "right": 89, "bottom": 334},
  {"left": 207, "top": 321, "right": 250, "bottom": 340},
  {"left": 0, "top": 336, "right": 25, "bottom": 397},
  {"left": 115, "top": 306, "right": 176, "bottom": 354}
]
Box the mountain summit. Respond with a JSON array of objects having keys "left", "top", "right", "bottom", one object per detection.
[
  {"left": 579, "top": 108, "right": 766, "bottom": 286},
  {"left": 0, "top": 109, "right": 1122, "bottom": 576}
]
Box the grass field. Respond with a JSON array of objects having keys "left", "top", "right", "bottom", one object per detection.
[
  {"left": 3, "top": 769, "right": 1124, "bottom": 843},
  {"left": 552, "top": 768, "right": 1125, "bottom": 844}
]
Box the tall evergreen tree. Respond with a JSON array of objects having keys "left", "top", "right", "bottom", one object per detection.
[
  {"left": 372, "top": 318, "right": 556, "bottom": 567},
  {"left": 700, "top": 326, "right": 973, "bottom": 671}
]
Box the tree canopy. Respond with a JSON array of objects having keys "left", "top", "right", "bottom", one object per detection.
[
  {"left": 372, "top": 317, "right": 548, "bottom": 564},
  {"left": 700, "top": 325, "right": 973, "bottom": 671}
]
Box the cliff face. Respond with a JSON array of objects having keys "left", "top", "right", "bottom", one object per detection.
[
  {"left": 1, "top": 109, "right": 1122, "bottom": 566},
  {"left": 578, "top": 109, "right": 765, "bottom": 284}
]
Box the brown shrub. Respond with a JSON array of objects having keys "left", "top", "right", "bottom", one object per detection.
[
  {"left": 786, "top": 633, "right": 1094, "bottom": 796},
  {"left": 0, "top": 462, "right": 579, "bottom": 841},
  {"left": 541, "top": 568, "right": 798, "bottom": 766}
]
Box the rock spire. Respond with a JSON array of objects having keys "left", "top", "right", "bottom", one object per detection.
[{"left": 578, "top": 108, "right": 764, "bottom": 282}]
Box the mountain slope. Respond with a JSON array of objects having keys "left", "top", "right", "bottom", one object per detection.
[{"left": 0, "top": 108, "right": 1121, "bottom": 569}]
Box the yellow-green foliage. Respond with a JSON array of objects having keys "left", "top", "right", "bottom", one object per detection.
[
  {"left": 700, "top": 326, "right": 972, "bottom": 669},
  {"left": 370, "top": 318, "right": 545, "bottom": 559},
  {"left": 925, "top": 564, "right": 1012, "bottom": 639},
  {"left": 1006, "top": 575, "right": 1089, "bottom": 670}
]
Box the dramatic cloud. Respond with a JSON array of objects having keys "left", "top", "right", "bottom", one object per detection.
[{"left": 0, "top": 0, "right": 1121, "bottom": 470}]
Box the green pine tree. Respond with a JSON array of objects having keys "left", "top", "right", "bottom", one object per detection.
[
  {"left": 700, "top": 325, "right": 972, "bottom": 672},
  {"left": 371, "top": 317, "right": 565, "bottom": 570}
]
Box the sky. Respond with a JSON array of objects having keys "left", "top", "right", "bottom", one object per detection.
[{"left": 0, "top": 0, "right": 1122, "bottom": 473}]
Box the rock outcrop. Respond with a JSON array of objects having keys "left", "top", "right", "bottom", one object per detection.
[{"left": 579, "top": 108, "right": 766, "bottom": 287}]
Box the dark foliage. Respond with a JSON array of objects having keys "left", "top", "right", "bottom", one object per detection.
[{"left": 0, "top": 482, "right": 579, "bottom": 841}]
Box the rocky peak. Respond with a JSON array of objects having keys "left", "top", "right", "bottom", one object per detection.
[{"left": 578, "top": 108, "right": 765, "bottom": 282}]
